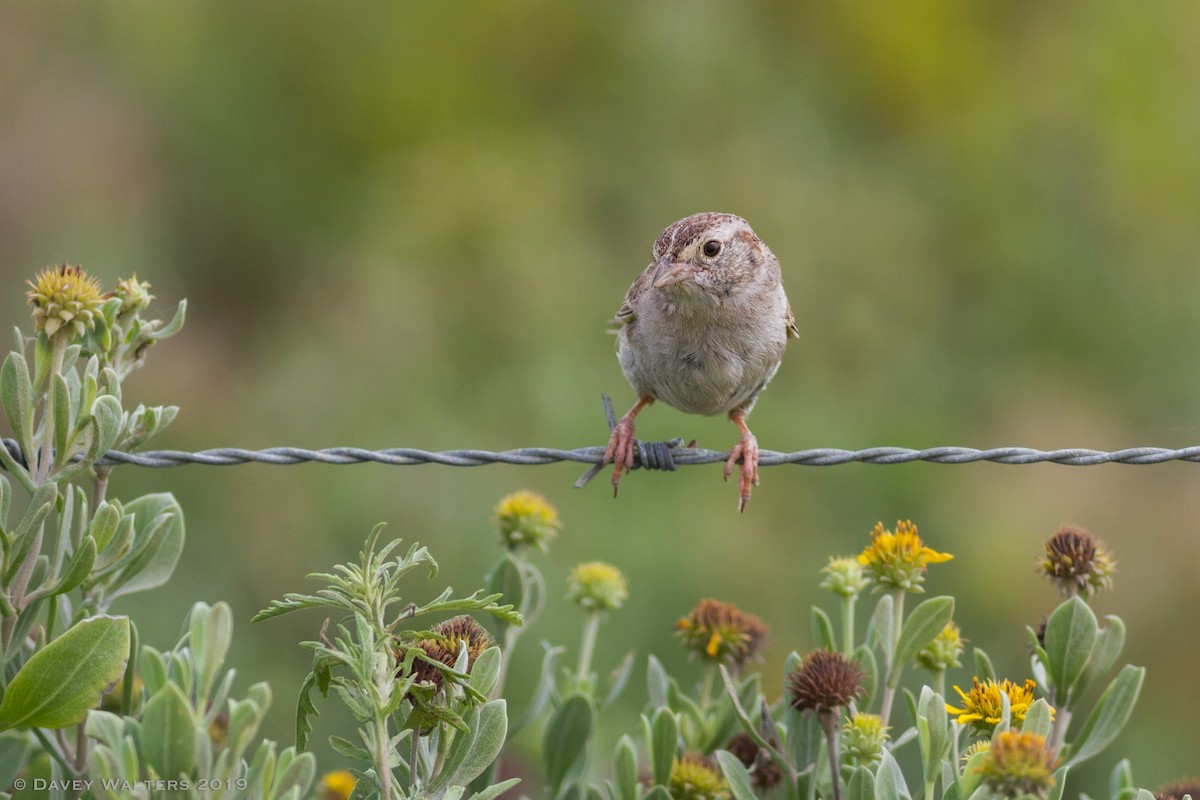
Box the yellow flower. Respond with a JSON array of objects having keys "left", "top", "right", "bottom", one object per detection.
[
  {"left": 566, "top": 561, "right": 628, "bottom": 611},
  {"left": 857, "top": 520, "right": 952, "bottom": 592},
  {"left": 319, "top": 770, "right": 357, "bottom": 800},
  {"left": 979, "top": 730, "right": 1059, "bottom": 799},
  {"left": 26, "top": 264, "right": 104, "bottom": 340},
  {"left": 492, "top": 490, "right": 560, "bottom": 552},
  {"left": 669, "top": 754, "right": 730, "bottom": 800},
  {"left": 946, "top": 677, "right": 1052, "bottom": 732},
  {"left": 675, "top": 599, "right": 768, "bottom": 668}
]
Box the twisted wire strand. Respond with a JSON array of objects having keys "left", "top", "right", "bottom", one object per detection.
[{"left": 6, "top": 437, "right": 1200, "bottom": 469}]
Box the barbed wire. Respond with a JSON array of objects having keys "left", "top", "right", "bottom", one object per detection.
[{"left": 4, "top": 398, "right": 1199, "bottom": 488}]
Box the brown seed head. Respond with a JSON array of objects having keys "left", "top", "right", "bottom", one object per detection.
[
  {"left": 788, "top": 649, "right": 865, "bottom": 715},
  {"left": 725, "top": 732, "right": 782, "bottom": 791},
  {"left": 1039, "top": 525, "right": 1116, "bottom": 597},
  {"left": 675, "top": 598, "right": 768, "bottom": 668}
]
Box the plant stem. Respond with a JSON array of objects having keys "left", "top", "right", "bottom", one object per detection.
[
  {"left": 842, "top": 595, "right": 857, "bottom": 657},
  {"left": 820, "top": 711, "right": 842, "bottom": 800},
  {"left": 880, "top": 589, "right": 906, "bottom": 727},
  {"left": 932, "top": 669, "right": 945, "bottom": 700},
  {"left": 36, "top": 337, "right": 68, "bottom": 485},
  {"left": 374, "top": 713, "right": 393, "bottom": 800},
  {"left": 576, "top": 610, "right": 601, "bottom": 685},
  {"left": 700, "top": 663, "right": 717, "bottom": 711},
  {"left": 1049, "top": 707, "right": 1072, "bottom": 754}
]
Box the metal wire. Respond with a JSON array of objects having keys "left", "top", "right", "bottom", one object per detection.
[
  {"left": 6, "top": 440, "right": 1200, "bottom": 468},
  {"left": 4, "top": 396, "right": 1200, "bottom": 485}
]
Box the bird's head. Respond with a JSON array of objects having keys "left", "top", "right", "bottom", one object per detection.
[{"left": 650, "top": 212, "right": 777, "bottom": 299}]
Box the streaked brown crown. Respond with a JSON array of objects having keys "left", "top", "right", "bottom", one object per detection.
[{"left": 652, "top": 212, "right": 746, "bottom": 260}]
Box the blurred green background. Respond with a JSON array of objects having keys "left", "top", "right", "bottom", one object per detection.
[{"left": 2, "top": 1, "right": 1198, "bottom": 790}]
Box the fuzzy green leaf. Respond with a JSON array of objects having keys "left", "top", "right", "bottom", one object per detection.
[
  {"left": 466, "top": 777, "right": 521, "bottom": 800},
  {"left": 875, "top": 749, "right": 912, "bottom": 800},
  {"left": 51, "top": 373, "right": 71, "bottom": 469},
  {"left": 1043, "top": 597, "right": 1097, "bottom": 701},
  {"left": 46, "top": 536, "right": 97, "bottom": 597},
  {"left": 1023, "top": 699, "right": 1054, "bottom": 739},
  {"left": 0, "top": 615, "right": 130, "bottom": 729},
  {"left": 140, "top": 681, "right": 196, "bottom": 779},
  {"left": 848, "top": 766, "right": 876, "bottom": 800},
  {"left": 613, "top": 735, "right": 638, "bottom": 800},
  {"left": 890, "top": 596, "right": 954, "bottom": 688},
  {"left": 105, "top": 492, "right": 185, "bottom": 599},
  {"left": 1076, "top": 616, "right": 1126, "bottom": 698},
  {"left": 647, "top": 707, "right": 678, "bottom": 787},
  {"left": 544, "top": 692, "right": 595, "bottom": 794},
  {"left": 973, "top": 647, "right": 996, "bottom": 682},
  {"left": 715, "top": 750, "right": 757, "bottom": 800},
  {"left": 0, "top": 354, "right": 34, "bottom": 451},
  {"left": 1066, "top": 665, "right": 1144, "bottom": 767},
  {"left": 812, "top": 607, "right": 836, "bottom": 651},
  {"left": 449, "top": 699, "right": 508, "bottom": 787}
]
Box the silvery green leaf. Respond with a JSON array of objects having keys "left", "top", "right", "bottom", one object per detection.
[
  {"left": 812, "top": 606, "right": 836, "bottom": 651},
  {"left": 139, "top": 646, "right": 169, "bottom": 696},
  {"left": 856, "top": 644, "right": 879, "bottom": 710},
  {"left": 295, "top": 671, "right": 322, "bottom": 751},
  {"left": 0, "top": 615, "right": 130, "bottom": 730},
  {"left": 0, "top": 353, "right": 34, "bottom": 451},
  {"left": 0, "top": 731, "right": 32, "bottom": 790},
  {"left": 105, "top": 492, "right": 185, "bottom": 599},
  {"left": 227, "top": 696, "right": 266, "bottom": 759},
  {"left": 917, "top": 688, "right": 947, "bottom": 784},
  {"left": 973, "top": 648, "right": 996, "bottom": 682},
  {"left": 4, "top": 481, "right": 57, "bottom": 583},
  {"left": 873, "top": 594, "right": 895, "bottom": 657},
  {"left": 715, "top": 750, "right": 757, "bottom": 800},
  {"left": 702, "top": 673, "right": 761, "bottom": 753},
  {"left": 646, "top": 655, "right": 670, "bottom": 711},
  {"left": 51, "top": 373, "right": 71, "bottom": 469},
  {"left": 1043, "top": 597, "right": 1097, "bottom": 702},
  {"left": 465, "top": 778, "right": 521, "bottom": 800},
  {"left": 1076, "top": 616, "right": 1126, "bottom": 699},
  {"left": 329, "top": 735, "right": 371, "bottom": 762},
  {"left": 190, "top": 602, "right": 233, "bottom": 703},
  {"left": 646, "top": 707, "right": 677, "bottom": 787},
  {"left": 641, "top": 787, "right": 672, "bottom": 800},
  {"left": 434, "top": 705, "right": 482, "bottom": 791},
  {"left": 470, "top": 647, "right": 502, "bottom": 698},
  {"left": 544, "top": 693, "right": 595, "bottom": 794},
  {"left": 890, "top": 596, "right": 954, "bottom": 689},
  {"left": 141, "top": 681, "right": 196, "bottom": 779},
  {"left": 508, "top": 643, "right": 563, "bottom": 736},
  {"left": 43, "top": 536, "right": 96, "bottom": 597},
  {"left": 1109, "top": 758, "right": 1134, "bottom": 800},
  {"left": 875, "top": 749, "right": 912, "bottom": 800},
  {"left": 448, "top": 699, "right": 508, "bottom": 787},
  {"left": 147, "top": 299, "right": 187, "bottom": 341},
  {"left": 1023, "top": 699, "right": 1053, "bottom": 739},
  {"left": 612, "top": 735, "right": 638, "bottom": 800},
  {"left": 88, "top": 502, "right": 119, "bottom": 553},
  {"left": 1066, "top": 665, "right": 1144, "bottom": 767},
  {"left": 1046, "top": 765, "right": 1071, "bottom": 800},
  {"left": 847, "top": 766, "right": 876, "bottom": 800},
  {"left": 601, "top": 650, "right": 636, "bottom": 710},
  {"left": 269, "top": 747, "right": 316, "bottom": 800}
]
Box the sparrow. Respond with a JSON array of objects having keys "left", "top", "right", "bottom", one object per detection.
[{"left": 605, "top": 212, "right": 797, "bottom": 511}]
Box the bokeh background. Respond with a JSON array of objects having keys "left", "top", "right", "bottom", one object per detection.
[{"left": 2, "top": 1, "right": 1198, "bottom": 790}]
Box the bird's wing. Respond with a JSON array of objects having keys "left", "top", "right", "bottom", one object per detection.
[
  {"left": 785, "top": 300, "right": 799, "bottom": 338},
  {"left": 610, "top": 263, "right": 655, "bottom": 329}
]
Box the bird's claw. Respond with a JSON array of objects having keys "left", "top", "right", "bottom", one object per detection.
[
  {"left": 604, "top": 416, "right": 637, "bottom": 497},
  {"left": 723, "top": 432, "right": 760, "bottom": 512}
]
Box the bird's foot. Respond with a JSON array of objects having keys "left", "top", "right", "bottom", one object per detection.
[
  {"left": 723, "top": 430, "right": 760, "bottom": 512},
  {"left": 604, "top": 416, "right": 638, "bottom": 497}
]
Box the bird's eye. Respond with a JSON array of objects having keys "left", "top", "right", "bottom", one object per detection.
[{"left": 701, "top": 240, "right": 722, "bottom": 258}]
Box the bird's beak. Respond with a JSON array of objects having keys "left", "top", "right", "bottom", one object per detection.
[{"left": 652, "top": 255, "right": 699, "bottom": 289}]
